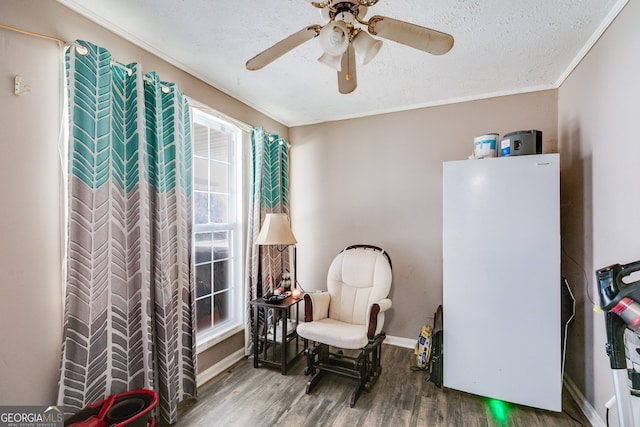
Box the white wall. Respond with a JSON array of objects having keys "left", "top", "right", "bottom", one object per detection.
[
  {"left": 0, "top": 25, "right": 63, "bottom": 403},
  {"left": 558, "top": 0, "right": 640, "bottom": 423}
]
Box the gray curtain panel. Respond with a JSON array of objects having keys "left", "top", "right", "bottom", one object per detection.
[
  {"left": 245, "top": 128, "right": 291, "bottom": 354},
  {"left": 58, "top": 40, "right": 196, "bottom": 425}
]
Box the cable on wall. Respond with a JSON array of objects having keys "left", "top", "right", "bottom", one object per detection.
[{"left": 0, "top": 22, "right": 67, "bottom": 45}]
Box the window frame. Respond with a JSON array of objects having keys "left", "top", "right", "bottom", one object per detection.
[{"left": 190, "top": 107, "right": 245, "bottom": 351}]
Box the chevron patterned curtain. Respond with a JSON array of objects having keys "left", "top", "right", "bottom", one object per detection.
[
  {"left": 58, "top": 41, "right": 195, "bottom": 424},
  {"left": 245, "top": 127, "right": 290, "bottom": 353}
]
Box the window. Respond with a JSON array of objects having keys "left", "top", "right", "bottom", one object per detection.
[{"left": 191, "top": 108, "right": 244, "bottom": 346}]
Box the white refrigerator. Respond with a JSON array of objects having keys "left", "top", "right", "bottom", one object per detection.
[{"left": 442, "top": 153, "right": 561, "bottom": 412}]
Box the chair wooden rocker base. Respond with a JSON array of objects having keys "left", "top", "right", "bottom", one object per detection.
[{"left": 304, "top": 332, "right": 386, "bottom": 407}]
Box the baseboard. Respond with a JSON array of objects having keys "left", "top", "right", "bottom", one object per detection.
[
  {"left": 384, "top": 335, "right": 415, "bottom": 349},
  {"left": 563, "top": 374, "right": 606, "bottom": 427},
  {"left": 196, "top": 348, "right": 245, "bottom": 387}
]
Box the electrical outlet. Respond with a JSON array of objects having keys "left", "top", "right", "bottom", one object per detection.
[{"left": 14, "top": 75, "right": 31, "bottom": 96}]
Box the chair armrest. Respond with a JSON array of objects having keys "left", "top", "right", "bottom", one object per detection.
[
  {"left": 367, "top": 298, "right": 392, "bottom": 339},
  {"left": 376, "top": 298, "right": 392, "bottom": 313},
  {"left": 304, "top": 292, "right": 331, "bottom": 322}
]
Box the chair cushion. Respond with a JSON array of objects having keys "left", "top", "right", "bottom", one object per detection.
[
  {"left": 327, "top": 248, "right": 392, "bottom": 325},
  {"left": 297, "top": 318, "right": 369, "bottom": 349}
]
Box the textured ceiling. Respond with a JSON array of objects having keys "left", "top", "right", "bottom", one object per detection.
[{"left": 58, "top": 0, "right": 626, "bottom": 126}]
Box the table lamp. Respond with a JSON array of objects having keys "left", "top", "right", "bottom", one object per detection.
[{"left": 255, "top": 213, "right": 298, "bottom": 296}]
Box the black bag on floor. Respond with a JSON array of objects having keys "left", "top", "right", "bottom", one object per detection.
[{"left": 428, "top": 305, "right": 443, "bottom": 387}]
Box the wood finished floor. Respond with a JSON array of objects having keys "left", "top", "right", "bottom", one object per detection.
[{"left": 161, "top": 345, "right": 590, "bottom": 427}]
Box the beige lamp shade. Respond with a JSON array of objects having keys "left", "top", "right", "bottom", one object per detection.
[{"left": 255, "top": 213, "right": 297, "bottom": 245}]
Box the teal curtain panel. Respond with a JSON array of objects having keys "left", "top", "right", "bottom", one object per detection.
[
  {"left": 58, "top": 40, "right": 195, "bottom": 424},
  {"left": 245, "top": 127, "right": 290, "bottom": 354}
]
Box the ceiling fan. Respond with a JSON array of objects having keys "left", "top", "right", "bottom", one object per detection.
[{"left": 245, "top": 0, "right": 454, "bottom": 94}]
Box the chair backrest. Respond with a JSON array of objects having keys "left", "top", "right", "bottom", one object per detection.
[{"left": 327, "top": 245, "right": 392, "bottom": 325}]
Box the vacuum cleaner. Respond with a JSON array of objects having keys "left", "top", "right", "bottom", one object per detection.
[{"left": 597, "top": 261, "right": 640, "bottom": 426}]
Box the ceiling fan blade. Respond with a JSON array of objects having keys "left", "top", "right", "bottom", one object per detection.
[
  {"left": 338, "top": 44, "right": 357, "bottom": 94},
  {"left": 368, "top": 16, "right": 454, "bottom": 55},
  {"left": 246, "top": 25, "right": 322, "bottom": 70}
]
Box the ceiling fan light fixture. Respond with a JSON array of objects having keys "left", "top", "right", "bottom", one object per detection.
[
  {"left": 318, "top": 20, "right": 349, "bottom": 56},
  {"left": 317, "top": 52, "right": 343, "bottom": 71},
  {"left": 335, "top": 11, "right": 355, "bottom": 24},
  {"left": 352, "top": 30, "right": 382, "bottom": 65}
]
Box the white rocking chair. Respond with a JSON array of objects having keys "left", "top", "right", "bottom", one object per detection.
[{"left": 296, "top": 244, "right": 392, "bottom": 407}]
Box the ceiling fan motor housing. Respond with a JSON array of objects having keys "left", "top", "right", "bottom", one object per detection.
[{"left": 322, "top": 1, "right": 368, "bottom": 25}]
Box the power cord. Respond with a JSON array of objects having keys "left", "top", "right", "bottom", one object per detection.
[
  {"left": 559, "top": 243, "right": 589, "bottom": 427},
  {"left": 561, "top": 243, "right": 595, "bottom": 306}
]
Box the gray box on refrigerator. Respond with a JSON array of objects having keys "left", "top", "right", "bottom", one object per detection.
[{"left": 499, "top": 129, "right": 542, "bottom": 156}]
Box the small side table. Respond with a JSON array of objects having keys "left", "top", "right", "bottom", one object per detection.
[{"left": 250, "top": 295, "right": 303, "bottom": 375}]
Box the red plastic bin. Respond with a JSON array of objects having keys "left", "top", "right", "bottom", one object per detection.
[{"left": 65, "top": 389, "right": 157, "bottom": 427}]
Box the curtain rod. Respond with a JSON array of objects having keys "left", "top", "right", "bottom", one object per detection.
[
  {"left": 0, "top": 22, "right": 66, "bottom": 44},
  {"left": 0, "top": 22, "right": 264, "bottom": 136},
  {"left": 0, "top": 25, "right": 134, "bottom": 79}
]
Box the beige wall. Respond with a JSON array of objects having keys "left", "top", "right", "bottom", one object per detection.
[
  {"left": 289, "top": 90, "right": 558, "bottom": 339},
  {"left": 0, "top": 0, "right": 286, "bottom": 404},
  {"left": 0, "top": 13, "right": 63, "bottom": 405},
  {"left": 197, "top": 332, "right": 244, "bottom": 375},
  {"left": 558, "top": 0, "right": 639, "bottom": 422}
]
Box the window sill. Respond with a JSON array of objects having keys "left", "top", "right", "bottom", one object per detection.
[{"left": 196, "top": 322, "right": 244, "bottom": 354}]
